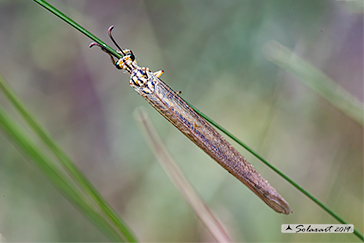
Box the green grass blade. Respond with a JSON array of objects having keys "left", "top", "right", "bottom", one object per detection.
[
  {"left": 0, "top": 105, "right": 126, "bottom": 242},
  {"left": 264, "top": 41, "right": 363, "bottom": 126},
  {"left": 0, "top": 75, "right": 138, "bottom": 242}
]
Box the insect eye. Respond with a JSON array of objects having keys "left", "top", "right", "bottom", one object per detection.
[
  {"left": 129, "top": 52, "right": 135, "bottom": 61},
  {"left": 115, "top": 62, "right": 122, "bottom": 69}
]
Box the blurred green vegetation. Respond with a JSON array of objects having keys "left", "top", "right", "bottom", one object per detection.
[{"left": 0, "top": 0, "right": 362, "bottom": 242}]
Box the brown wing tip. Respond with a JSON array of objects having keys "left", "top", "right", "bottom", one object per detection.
[
  {"left": 280, "top": 204, "right": 293, "bottom": 215},
  {"left": 266, "top": 196, "right": 292, "bottom": 215},
  {"left": 251, "top": 187, "right": 292, "bottom": 215}
]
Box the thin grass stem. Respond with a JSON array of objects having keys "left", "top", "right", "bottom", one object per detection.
[
  {"left": 33, "top": 0, "right": 121, "bottom": 59},
  {"left": 188, "top": 102, "right": 364, "bottom": 241}
]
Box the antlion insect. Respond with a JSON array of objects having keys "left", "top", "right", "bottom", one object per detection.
[{"left": 90, "top": 26, "right": 292, "bottom": 215}]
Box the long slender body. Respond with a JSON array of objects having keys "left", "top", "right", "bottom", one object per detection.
[{"left": 105, "top": 46, "right": 291, "bottom": 214}]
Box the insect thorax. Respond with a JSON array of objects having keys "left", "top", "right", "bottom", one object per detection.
[
  {"left": 129, "top": 67, "right": 155, "bottom": 95},
  {"left": 115, "top": 50, "right": 155, "bottom": 95}
]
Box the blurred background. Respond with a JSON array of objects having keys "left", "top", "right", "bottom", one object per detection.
[{"left": 0, "top": 0, "right": 362, "bottom": 242}]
